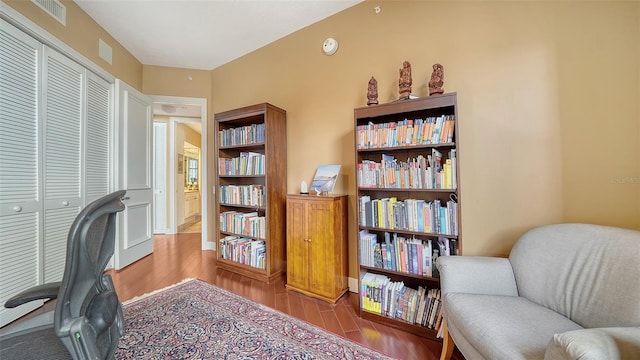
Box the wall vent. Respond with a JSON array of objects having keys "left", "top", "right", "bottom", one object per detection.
[{"left": 31, "top": 0, "right": 66, "bottom": 26}]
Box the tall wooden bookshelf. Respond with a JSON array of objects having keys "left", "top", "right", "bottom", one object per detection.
[
  {"left": 354, "top": 93, "right": 461, "bottom": 340},
  {"left": 214, "top": 103, "right": 287, "bottom": 282}
]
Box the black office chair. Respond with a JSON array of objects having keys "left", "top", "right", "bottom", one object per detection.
[{"left": 0, "top": 190, "right": 127, "bottom": 360}]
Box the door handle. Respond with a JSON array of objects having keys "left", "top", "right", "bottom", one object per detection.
[{"left": 121, "top": 196, "right": 131, "bottom": 201}]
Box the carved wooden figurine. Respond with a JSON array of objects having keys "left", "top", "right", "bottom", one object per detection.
[
  {"left": 367, "top": 76, "right": 379, "bottom": 106},
  {"left": 398, "top": 61, "right": 412, "bottom": 99},
  {"left": 429, "top": 63, "right": 444, "bottom": 96}
]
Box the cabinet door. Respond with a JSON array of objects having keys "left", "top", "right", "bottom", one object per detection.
[
  {"left": 307, "top": 201, "right": 335, "bottom": 298},
  {"left": 85, "top": 72, "right": 112, "bottom": 204},
  {"left": 42, "top": 47, "right": 83, "bottom": 283},
  {"left": 0, "top": 20, "right": 44, "bottom": 326},
  {"left": 286, "top": 200, "right": 308, "bottom": 290}
]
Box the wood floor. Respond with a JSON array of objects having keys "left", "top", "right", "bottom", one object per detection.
[{"left": 108, "top": 231, "right": 464, "bottom": 360}]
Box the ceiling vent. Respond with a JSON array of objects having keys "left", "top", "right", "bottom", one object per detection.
[{"left": 32, "top": 0, "right": 66, "bottom": 25}]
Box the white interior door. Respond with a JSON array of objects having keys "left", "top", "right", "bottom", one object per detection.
[
  {"left": 115, "top": 80, "right": 153, "bottom": 269},
  {"left": 153, "top": 122, "right": 167, "bottom": 233}
]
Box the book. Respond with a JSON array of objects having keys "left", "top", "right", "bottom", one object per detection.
[
  {"left": 434, "top": 303, "right": 444, "bottom": 331},
  {"left": 415, "top": 286, "right": 427, "bottom": 324},
  {"left": 445, "top": 116, "right": 455, "bottom": 143},
  {"left": 373, "top": 243, "right": 383, "bottom": 268},
  {"left": 389, "top": 234, "right": 397, "bottom": 271},
  {"left": 391, "top": 283, "right": 403, "bottom": 319},
  {"left": 428, "top": 290, "right": 441, "bottom": 328},
  {"left": 359, "top": 195, "right": 371, "bottom": 226},
  {"left": 361, "top": 272, "right": 374, "bottom": 311},
  {"left": 422, "top": 240, "right": 433, "bottom": 277}
]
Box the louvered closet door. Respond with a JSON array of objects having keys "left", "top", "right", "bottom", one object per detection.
[
  {"left": 85, "top": 72, "right": 111, "bottom": 204},
  {"left": 0, "top": 19, "right": 44, "bottom": 326},
  {"left": 42, "top": 48, "right": 83, "bottom": 283}
]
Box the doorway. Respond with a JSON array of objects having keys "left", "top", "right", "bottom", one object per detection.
[
  {"left": 175, "top": 127, "right": 202, "bottom": 234},
  {"left": 151, "top": 96, "right": 212, "bottom": 251}
]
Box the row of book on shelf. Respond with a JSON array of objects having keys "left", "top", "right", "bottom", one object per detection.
[
  {"left": 361, "top": 273, "right": 444, "bottom": 336},
  {"left": 218, "top": 123, "right": 265, "bottom": 147},
  {"left": 358, "top": 195, "right": 458, "bottom": 236},
  {"left": 219, "top": 211, "right": 266, "bottom": 239},
  {"left": 356, "top": 115, "right": 455, "bottom": 149},
  {"left": 219, "top": 184, "right": 265, "bottom": 207},
  {"left": 359, "top": 231, "right": 458, "bottom": 277},
  {"left": 358, "top": 149, "right": 456, "bottom": 190},
  {"left": 219, "top": 152, "right": 265, "bottom": 176},
  {"left": 219, "top": 235, "right": 266, "bottom": 269}
]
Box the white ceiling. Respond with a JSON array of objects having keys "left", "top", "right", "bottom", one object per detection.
[
  {"left": 153, "top": 103, "right": 202, "bottom": 117},
  {"left": 74, "top": 0, "right": 362, "bottom": 71},
  {"left": 153, "top": 102, "right": 203, "bottom": 133}
]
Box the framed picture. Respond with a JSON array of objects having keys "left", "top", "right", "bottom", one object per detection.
[
  {"left": 310, "top": 164, "right": 341, "bottom": 194},
  {"left": 177, "top": 154, "right": 184, "bottom": 174}
]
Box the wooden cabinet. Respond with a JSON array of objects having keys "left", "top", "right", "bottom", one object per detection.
[
  {"left": 354, "top": 93, "right": 461, "bottom": 340},
  {"left": 286, "top": 194, "right": 348, "bottom": 303},
  {"left": 184, "top": 191, "right": 200, "bottom": 220},
  {"left": 213, "top": 103, "right": 287, "bottom": 282}
]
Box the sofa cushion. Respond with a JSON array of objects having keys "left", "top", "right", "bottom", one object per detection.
[
  {"left": 544, "top": 327, "right": 640, "bottom": 360},
  {"left": 445, "top": 293, "right": 582, "bottom": 360},
  {"left": 509, "top": 224, "right": 640, "bottom": 328}
]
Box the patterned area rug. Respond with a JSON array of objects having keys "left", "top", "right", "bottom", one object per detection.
[{"left": 116, "top": 279, "right": 395, "bottom": 359}]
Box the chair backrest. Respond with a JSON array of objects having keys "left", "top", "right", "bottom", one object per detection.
[
  {"left": 54, "top": 190, "right": 126, "bottom": 360},
  {"left": 509, "top": 223, "right": 640, "bottom": 329}
]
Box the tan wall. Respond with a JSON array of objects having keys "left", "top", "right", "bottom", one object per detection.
[
  {"left": 3, "top": 0, "right": 143, "bottom": 89},
  {"left": 142, "top": 65, "right": 212, "bottom": 101},
  {"left": 5, "top": 0, "right": 638, "bottom": 280},
  {"left": 210, "top": 1, "right": 639, "bottom": 279},
  {"left": 555, "top": 2, "right": 640, "bottom": 230}
]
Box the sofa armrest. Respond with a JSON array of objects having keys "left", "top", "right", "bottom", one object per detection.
[
  {"left": 436, "top": 256, "right": 518, "bottom": 297},
  {"left": 545, "top": 327, "right": 640, "bottom": 360}
]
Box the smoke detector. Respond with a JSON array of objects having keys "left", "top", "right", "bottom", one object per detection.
[{"left": 322, "top": 38, "right": 338, "bottom": 56}]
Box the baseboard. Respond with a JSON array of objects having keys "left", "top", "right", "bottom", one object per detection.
[
  {"left": 348, "top": 276, "right": 359, "bottom": 293},
  {"left": 177, "top": 215, "right": 201, "bottom": 232}
]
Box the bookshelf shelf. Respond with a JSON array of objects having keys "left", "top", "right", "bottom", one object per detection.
[
  {"left": 213, "top": 103, "right": 287, "bottom": 282},
  {"left": 217, "top": 258, "right": 268, "bottom": 273},
  {"left": 357, "top": 187, "right": 457, "bottom": 193},
  {"left": 219, "top": 142, "right": 265, "bottom": 151},
  {"left": 219, "top": 175, "right": 266, "bottom": 178},
  {"left": 219, "top": 203, "right": 266, "bottom": 210},
  {"left": 359, "top": 226, "right": 459, "bottom": 240},
  {"left": 360, "top": 311, "right": 439, "bottom": 339},
  {"left": 354, "top": 93, "right": 461, "bottom": 341},
  {"left": 357, "top": 143, "right": 455, "bottom": 152},
  {"left": 360, "top": 265, "right": 440, "bottom": 283},
  {"left": 219, "top": 230, "right": 266, "bottom": 242}
]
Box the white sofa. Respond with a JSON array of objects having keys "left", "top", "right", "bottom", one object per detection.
[{"left": 436, "top": 223, "right": 640, "bottom": 360}]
